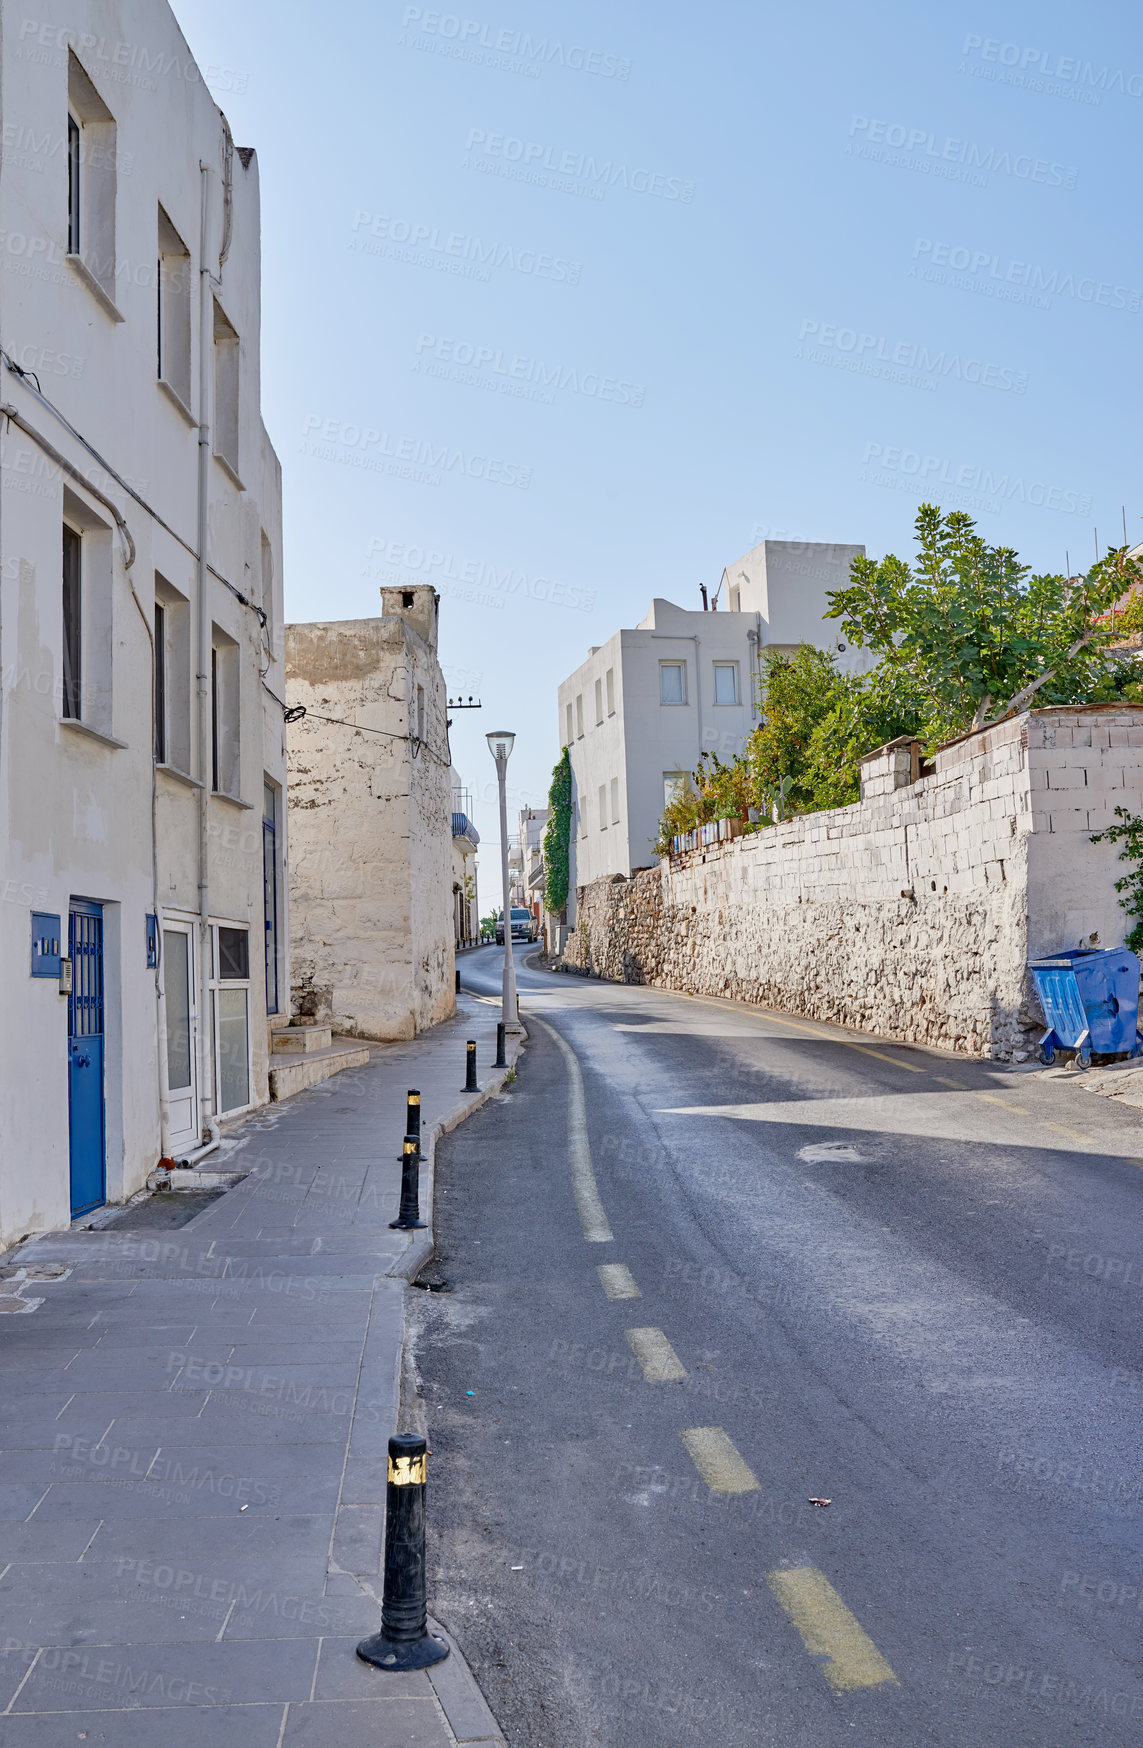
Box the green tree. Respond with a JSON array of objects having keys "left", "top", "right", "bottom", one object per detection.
[
  {"left": 826, "top": 504, "right": 1142, "bottom": 742},
  {"left": 542, "top": 746, "right": 573, "bottom": 916}
]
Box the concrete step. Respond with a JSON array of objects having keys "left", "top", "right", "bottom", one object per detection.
[
  {"left": 269, "top": 1024, "right": 334, "bottom": 1054},
  {"left": 268, "top": 1037, "right": 370, "bottom": 1102}
]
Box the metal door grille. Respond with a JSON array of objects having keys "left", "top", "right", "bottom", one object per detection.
[{"left": 69, "top": 907, "right": 104, "bottom": 1038}]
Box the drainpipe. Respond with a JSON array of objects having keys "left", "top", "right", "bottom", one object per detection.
[{"left": 195, "top": 159, "right": 215, "bottom": 1151}]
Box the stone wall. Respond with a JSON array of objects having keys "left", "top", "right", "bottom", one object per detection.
[
  {"left": 285, "top": 589, "right": 454, "bottom": 1041},
  {"left": 560, "top": 706, "right": 1143, "bottom": 1060}
]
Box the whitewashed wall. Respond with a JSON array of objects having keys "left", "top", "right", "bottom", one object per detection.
[
  {"left": 561, "top": 707, "right": 1143, "bottom": 1061},
  {"left": 0, "top": 0, "right": 285, "bottom": 1249},
  {"left": 285, "top": 590, "right": 454, "bottom": 1042}
]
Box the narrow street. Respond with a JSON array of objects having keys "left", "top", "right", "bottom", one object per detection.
[{"left": 414, "top": 946, "right": 1143, "bottom": 1748}]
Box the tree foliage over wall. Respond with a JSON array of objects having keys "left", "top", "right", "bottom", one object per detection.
[
  {"left": 543, "top": 746, "right": 573, "bottom": 916},
  {"left": 656, "top": 505, "right": 1143, "bottom": 852}
]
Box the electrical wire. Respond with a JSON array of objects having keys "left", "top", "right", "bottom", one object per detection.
[
  {"left": 1, "top": 348, "right": 267, "bottom": 627},
  {"left": 282, "top": 702, "right": 453, "bottom": 767}
]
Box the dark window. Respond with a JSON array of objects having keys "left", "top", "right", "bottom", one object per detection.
[
  {"left": 211, "top": 645, "right": 220, "bottom": 791},
  {"left": 67, "top": 114, "right": 80, "bottom": 253},
  {"left": 217, "top": 926, "right": 249, "bottom": 981},
  {"left": 62, "top": 525, "right": 81, "bottom": 718},
  {"left": 154, "top": 600, "right": 166, "bottom": 762},
  {"left": 401, "top": 591, "right": 414, "bottom": 608}
]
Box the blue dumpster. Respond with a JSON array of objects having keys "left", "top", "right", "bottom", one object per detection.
[{"left": 1028, "top": 948, "right": 1143, "bottom": 1068}]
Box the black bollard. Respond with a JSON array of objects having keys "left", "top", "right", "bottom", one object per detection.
[
  {"left": 357, "top": 1434, "right": 449, "bottom": 1672},
  {"left": 463, "top": 1039, "right": 479, "bottom": 1092},
  {"left": 495, "top": 1022, "right": 506, "bottom": 1067},
  {"left": 389, "top": 1139, "right": 426, "bottom": 1230},
  {"left": 455, "top": 967, "right": 460, "bottom": 994},
  {"left": 406, "top": 1088, "right": 422, "bottom": 1160}
]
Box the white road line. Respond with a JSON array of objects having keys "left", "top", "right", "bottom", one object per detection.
[
  {"left": 533, "top": 1018, "right": 614, "bottom": 1243},
  {"left": 597, "top": 1263, "right": 641, "bottom": 1301}
]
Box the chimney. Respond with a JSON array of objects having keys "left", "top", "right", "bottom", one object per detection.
[{"left": 381, "top": 584, "right": 440, "bottom": 652}]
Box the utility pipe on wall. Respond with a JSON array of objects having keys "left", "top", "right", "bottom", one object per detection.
[{"left": 195, "top": 159, "right": 215, "bottom": 1148}]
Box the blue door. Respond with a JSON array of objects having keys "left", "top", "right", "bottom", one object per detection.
[
  {"left": 263, "top": 781, "right": 279, "bottom": 1015},
  {"left": 68, "top": 901, "right": 106, "bottom": 1217}
]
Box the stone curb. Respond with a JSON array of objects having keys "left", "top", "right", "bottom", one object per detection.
[
  {"left": 386, "top": 1019, "right": 528, "bottom": 1283},
  {"left": 382, "top": 1003, "right": 524, "bottom": 1746}
]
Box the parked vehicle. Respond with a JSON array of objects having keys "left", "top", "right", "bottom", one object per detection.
[{"left": 495, "top": 907, "right": 537, "bottom": 944}]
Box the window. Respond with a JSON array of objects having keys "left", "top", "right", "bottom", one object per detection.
[
  {"left": 659, "top": 661, "right": 686, "bottom": 705},
  {"left": 611, "top": 777, "right": 620, "bottom": 823},
  {"left": 210, "top": 626, "right": 240, "bottom": 795},
  {"left": 213, "top": 300, "right": 240, "bottom": 478},
  {"left": 575, "top": 694, "right": 584, "bottom": 737},
  {"left": 212, "top": 924, "right": 250, "bottom": 1115},
  {"left": 157, "top": 205, "right": 192, "bottom": 408},
  {"left": 598, "top": 784, "right": 607, "bottom": 831},
  {"left": 153, "top": 601, "right": 166, "bottom": 761},
  {"left": 154, "top": 575, "right": 191, "bottom": 771},
  {"left": 713, "top": 662, "right": 739, "bottom": 705},
  {"left": 60, "top": 492, "right": 113, "bottom": 733},
  {"left": 578, "top": 799, "right": 587, "bottom": 838},
  {"left": 62, "top": 525, "right": 82, "bottom": 719},
  {"left": 594, "top": 677, "right": 603, "bottom": 724},
  {"left": 66, "top": 53, "right": 117, "bottom": 302},
  {"left": 606, "top": 667, "right": 615, "bottom": 714},
  {"left": 417, "top": 685, "right": 425, "bottom": 742},
  {"left": 217, "top": 926, "right": 249, "bottom": 980},
  {"left": 729, "top": 585, "right": 741, "bottom": 612},
  {"left": 664, "top": 771, "right": 687, "bottom": 808},
  {"left": 565, "top": 702, "right": 573, "bottom": 746},
  {"left": 67, "top": 114, "right": 81, "bottom": 253}
]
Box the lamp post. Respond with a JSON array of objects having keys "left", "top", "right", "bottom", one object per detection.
[{"left": 486, "top": 730, "right": 519, "bottom": 1030}]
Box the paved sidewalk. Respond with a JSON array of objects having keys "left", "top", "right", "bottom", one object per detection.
[{"left": 0, "top": 988, "right": 520, "bottom": 1746}]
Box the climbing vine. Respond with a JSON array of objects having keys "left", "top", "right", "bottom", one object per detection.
[
  {"left": 543, "top": 746, "right": 573, "bottom": 917},
  {"left": 1091, "top": 808, "right": 1143, "bottom": 952}
]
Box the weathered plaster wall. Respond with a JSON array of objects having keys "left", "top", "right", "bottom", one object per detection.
[
  {"left": 560, "top": 707, "right": 1143, "bottom": 1061},
  {"left": 285, "top": 591, "right": 453, "bottom": 1041}
]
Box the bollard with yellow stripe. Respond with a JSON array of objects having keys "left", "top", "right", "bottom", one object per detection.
[
  {"left": 405, "top": 1088, "right": 422, "bottom": 1160},
  {"left": 357, "top": 1434, "right": 449, "bottom": 1672}
]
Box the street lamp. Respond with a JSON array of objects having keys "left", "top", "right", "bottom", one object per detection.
[{"left": 486, "top": 730, "right": 519, "bottom": 1030}]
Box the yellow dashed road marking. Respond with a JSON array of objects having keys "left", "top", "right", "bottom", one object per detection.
[
  {"left": 625, "top": 1327, "right": 687, "bottom": 1381},
  {"left": 679, "top": 1426, "right": 760, "bottom": 1493},
  {"left": 933, "top": 1076, "right": 964, "bottom": 1089},
  {"left": 975, "top": 1093, "right": 1029, "bottom": 1115},
  {"left": 843, "top": 1043, "right": 927, "bottom": 1074},
  {"left": 597, "top": 1263, "right": 641, "bottom": 1301},
  {"left": 1043, "top": 1121, "right": 1096, "bottom": 1145},
  {"left": 766, "top": 1566, "right": 898, "bottom": 1692}
]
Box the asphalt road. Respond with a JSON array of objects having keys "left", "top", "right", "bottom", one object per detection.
[{"left": 410, "top": 946, "right": 1143, "bottom": 1748}]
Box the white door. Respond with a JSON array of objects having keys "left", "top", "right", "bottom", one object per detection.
[{"left": 162, "top": 923, "right": 198, "bottom": 1150}]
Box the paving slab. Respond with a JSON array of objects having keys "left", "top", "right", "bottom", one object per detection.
[{"left": 2, "top": 986, "right": 515, "bottom": 1746}]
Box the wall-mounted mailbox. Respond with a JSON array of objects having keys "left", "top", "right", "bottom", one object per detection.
[
  {"left": 31, "top": 912, "right": 61, "bottom": 978},
  {"left": 146, "top": 913, "right": 159, "bottom": 969}
]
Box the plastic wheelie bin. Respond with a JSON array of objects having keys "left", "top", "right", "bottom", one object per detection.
[{"left": 1028, "top": 947, "right": 1143, "bottom": 1069}]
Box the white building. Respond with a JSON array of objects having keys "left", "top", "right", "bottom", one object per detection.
[
  {"left": 285, "top": 588, "right": 455, "bottom": 1042},
  {"left": 556, "top": 541, "right": 866, "bottom": 897},
  {"left": 0, "top": 0, "right": 287, "bottom": 1247},
  {"left": 517, "top": 806, "right": 549, "bottom": 918},
  {"left": 451, "top": 772, "right": 480, "bottom": 948}
]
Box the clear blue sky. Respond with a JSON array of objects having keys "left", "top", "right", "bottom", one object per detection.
[{"left": 176, "top": 0, "right": 1143, "bottom": 852}]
